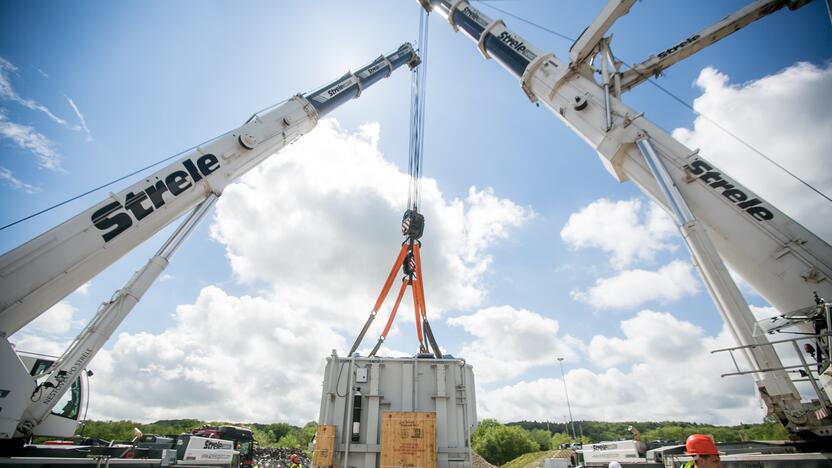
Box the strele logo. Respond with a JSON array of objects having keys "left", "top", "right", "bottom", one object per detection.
[
  {"left": 685, "top": 159, "right": 773, "bottom": 221},
  {"left": 657, "top": 34, "right": 700, "bottom": 59},
  {"left": 328, "top": 81, "right": 350, "bottom": 97},
  {"left": 462, "top": 6, "right": 486, "bottom": 27},
  {"left": 91, "top": 154, "right": 220, "bottom": 242},
  {"left": 498, "top": 31, "right": 526, "bottom": 54},
  {"left": 203, "top": 439, "right": 229, "bottom": 450}
]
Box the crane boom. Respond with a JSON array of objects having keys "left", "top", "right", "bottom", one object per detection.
[
  {"left": 0, "top": 43, "right": 418, "bottom": 338},
  {"left": 417, "top": 0, "right": 832, "bottom": 437}
]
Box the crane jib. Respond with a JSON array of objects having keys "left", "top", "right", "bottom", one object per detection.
[
  {"left": 451, "top": 3, "right": 541, "bottom": 78},
  {"left": 306, "top": 44, "right": 418, "bottom": 116}
]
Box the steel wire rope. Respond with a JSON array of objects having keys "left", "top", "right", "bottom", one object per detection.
[
  {"left": 474, "top": 0, "right": 832, "bottom": 204},
  {"left": 407, "top": 11, "right": 430, "bottom": 212}
]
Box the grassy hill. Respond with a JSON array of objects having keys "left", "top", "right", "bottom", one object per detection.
[{"left": 502, "top": 449, "right": 576, "bottom": 468}]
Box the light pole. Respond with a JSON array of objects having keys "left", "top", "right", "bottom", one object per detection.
[{"left": 557, "top": 357, "right": 577, "bottom": 441}]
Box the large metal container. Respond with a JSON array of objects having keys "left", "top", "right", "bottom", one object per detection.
[{"left": 313, "top": 351, "right": 477, "bottom": 468}]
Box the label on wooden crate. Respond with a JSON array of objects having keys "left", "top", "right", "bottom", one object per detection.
[
  {"left": 380, "top": 412, "right": 436, "bottom": 468},
  {"left": 312, "top": 424, "right": 336, "bottom": 467}
]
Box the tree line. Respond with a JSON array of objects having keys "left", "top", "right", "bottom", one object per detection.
[
  {"left": 77, "top": 419, "right": 316, "bottom": 449},
  {"left": 473, "top": 417, "right": 787, "bottom": 465},
  {"left": 77, "top": 416, "right": 788, "bottom": 466}
]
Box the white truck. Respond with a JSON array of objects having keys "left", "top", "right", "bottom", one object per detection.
[
  {"left": 0, "top": 42, "right": 420, "bottom": 450},
  {"left": 415, "top": 0, "right": 831, "bottom": 447}
]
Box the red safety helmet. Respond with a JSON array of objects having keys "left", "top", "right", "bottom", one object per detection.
[
  {"left": 685, "top": 434, "right": 719, "bottom": 455},
  {"left": 290, "top": 454, "right": 299, "bottom": 462}
]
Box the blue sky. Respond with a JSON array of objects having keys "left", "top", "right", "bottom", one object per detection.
[{"left": 2, "top": 1, "right": 831, "bottom": 426}]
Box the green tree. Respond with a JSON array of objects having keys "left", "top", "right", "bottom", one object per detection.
[
  {"left": 473, "top": 424, "right": 537, "bottom": 466},
  {"left": 528, "top": 429, "right": 552, "bottom": 451},
  {"left": 550, "top": 432, "right": 572, "bottom": 448}
]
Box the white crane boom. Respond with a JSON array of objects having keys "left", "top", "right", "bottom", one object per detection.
[
  {"left": 618, "top": 0, "right": 813, "bottom": 92},
  {"left": 0, "top": 43, "right": 419, "bottom": 439},
  {"left": 0, "top": 44, "right": 418, "bottom": 338},
  {"left": 417, "top": 0, "right": 831, "bottom": 438}
]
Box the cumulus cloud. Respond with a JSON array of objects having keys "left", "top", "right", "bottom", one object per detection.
[
  {"left": 447, "top": 305, "right": 583, "bottom": 383},
  {"left": 478, "top": 310, "right": 763, "bottom": 425},
  {"left": 87, "top": 286, "right": 345, "bottom": 423},
  {"left": 211, "top": 119, "right": 532, "bottom": 326},
  {"left": 0, "top": 110, "right": 62, "bottom": 171},
  {"left": 22, "top": 301, "right": 78, "bottom": 336},
  {"left": 75, "top": 282, "right": 91, "bottom": 296},
  {"left": 560, "top": 198, "right": 677, "bottom": 269},
  {"left": 82, "top": 119, "right": 530, "bottom": 423},
  {"left": 10, "top": 301, "right": 79, "bottom": 356},
  {"left": 0, "top": 166, "right": 39, "bottom": 193},
  {"left": 571, "top": 260, "right": 700, "bottom": 310},
  {"left": 672, "top": 62, "right": 832, "bottom": 242}
]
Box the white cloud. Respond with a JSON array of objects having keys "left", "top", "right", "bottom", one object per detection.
[
  {"left": 82, "top": 119, "right": 531, "bottom": 423},
  {"left": 560, "top": 198, "right": 677, "bottom": 269},
  {"left": 87, "top": 286, "right": 345, "bottom": 423},
  {"left": 64, "top": 95, "right": 92, "bottom": 142},
  {"left": 447, "top": 305, "right": 583, "bottom": 383},
  {"left": 588, "top": 310, "right": 706, "bottom": 367},
  {"left": 0, "top": 166, "right": 39, "bottom": 193},
  {"left": 672, "top": 62, "right": 832, "bottom": 243},
  {"left": 10, "top": 333, "right": 69, "bottom": 357},
  {"left": 571, "top": 260, "right": 700, "bottom": 310},
  {"left": 0, "top": 110, "right": 62, "bottom": 171},
  {"left": 211, "top": 119, "right": 532, "bottom": 326},
  {"left": 22, "top": 301, "right": 77, "bottom": 335},
  {"left": 462, "top": 186, "right": 534, "bottom": 262},
  {"left": 478, "top": 310, "right": 764, "bottom": 425},
  {"left": 74, "top": 282, "right": 91, "bottom": 296}
]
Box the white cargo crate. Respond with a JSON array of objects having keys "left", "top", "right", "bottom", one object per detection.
[{"left": 313, "top": 352, "right": 477, "bottom": 468}]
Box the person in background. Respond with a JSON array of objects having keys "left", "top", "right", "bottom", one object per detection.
[
  {"left": 289, "top": 453, "right": 302, "bottom": 468},
  {"left": 682, "top": 434, "right": 722, "bottom": 468}
]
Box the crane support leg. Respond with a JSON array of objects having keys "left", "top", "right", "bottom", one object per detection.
[
  {"left": 635, "top": 137, "right": 818, "bottom": 429},
  {"left": 15, "top": 194, "right": 218, "bottom": 438}
]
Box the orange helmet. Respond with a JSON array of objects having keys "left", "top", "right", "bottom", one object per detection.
[{"left": 685, "top": 434, "right": 719, "bottom": 455}]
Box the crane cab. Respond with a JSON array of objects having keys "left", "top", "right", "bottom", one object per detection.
[{"left": 16, "top": 351, "right": 90, "bottom": 439}]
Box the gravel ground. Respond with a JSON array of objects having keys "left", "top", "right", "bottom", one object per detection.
[
  {"left": 253, "top": 447, "right": 310, "bottom": 468},
  {"left": 472, "top": 452, "right": 498, "bottom": 468}
]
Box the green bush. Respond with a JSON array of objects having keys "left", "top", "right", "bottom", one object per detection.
[{"left": 472, "top": 422, "right": 537, "bottom": 466}]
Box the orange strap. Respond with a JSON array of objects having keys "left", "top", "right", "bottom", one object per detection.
[
  {"left": 372, "top": 243, "right": 410, "bottom": 313},
  {"left": 411, "top": 278, "right": 424, "bottom": 344},
  {"left": 412, "top": 244, "right": 428, "bottom": 319},
  {"left": 380, "top": 278, "right": 409, "bottom": 338}
]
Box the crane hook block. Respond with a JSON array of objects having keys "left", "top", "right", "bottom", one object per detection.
[{"left": 402, "top": 210, "right": 425, "bottom": 239}]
